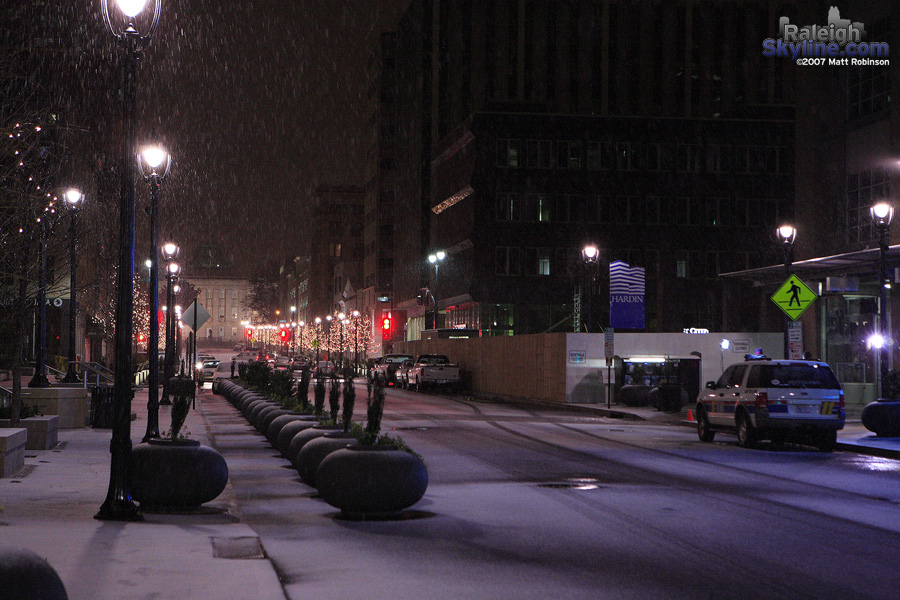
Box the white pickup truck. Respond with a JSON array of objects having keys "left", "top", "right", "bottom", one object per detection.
[{"left": 407, "top": 354, "right": 461, "bottom": 393}]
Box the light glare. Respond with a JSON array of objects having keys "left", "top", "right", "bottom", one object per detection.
[{"left": 116, "top": 0, "right": 149, "bottom": 18}]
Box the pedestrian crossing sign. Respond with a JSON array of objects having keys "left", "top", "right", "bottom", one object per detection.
[{"left": 771, "top": 274, "right": 818, "bottom": 320}]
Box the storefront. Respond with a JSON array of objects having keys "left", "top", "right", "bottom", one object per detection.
[{"left": 723, "top": 245, "right": 900, "bottom": 407}]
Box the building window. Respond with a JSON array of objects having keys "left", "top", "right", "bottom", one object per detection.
[
  {"left": 497, "top": 139, "right": 522, "bottom": 167},
  {"left": 537, "top": 249, "right": 551, "bottom": 275},
  {"left": 676, "top": 259, "right": 687, "bottom": 278},
  {"left": 676, "top": 144, "right": 701, "bottom": 172},
  {"left": 526, "top": 139, "right": 553, "bottom": 168},
  {"left": 557, "top": 141, "right": 582, "bottom": 169},
  {"left": 848, "top": 20, "right": 890, "bottom": 121},
  {"left": 847, "top": 168, "right": 891, "bottom": 247}
]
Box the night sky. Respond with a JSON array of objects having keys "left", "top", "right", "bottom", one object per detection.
[{"left": 122, "top": 1, "right": 411, "bottom": 275}]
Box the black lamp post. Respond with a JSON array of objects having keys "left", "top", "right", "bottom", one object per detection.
[
  {"left": 581, "top": 244, "right": 600, "bottom": 334},
  {"left": 160, "top": 244, "right": 179, "bottom": 404},
  {"left": 97, "top": 0, "right": 162, "bottom": 522},
  {"left": 351, "top": 310, "right": 360, "bottom": 378},
  {"left": 28, "top": 209, "right": 52, "bottom": 389},
  {"left": 777, "top": 225, "right": 797, "bottom": 359},
  {"left": 427, "top": 251, "right": 446, "bottom": 330},
  {"left": 314, "top": 317, "right": 322, "bottom": 363},
  {"left": 139, "top": 146, "right": 170, "bottom": 442},
  {"left": 871, "top": 203, "right": 894, "bottom": 398},
  {"left": 62, "top": 188, "right": 85, "bottom": 384}
]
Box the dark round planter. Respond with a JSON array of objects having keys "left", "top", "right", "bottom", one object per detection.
[
  {"left": 129, "top": 439, "right": 229, "bottom": 510},
  {"left": 618, "top": 385, "right": 651, "bottom": 407},
  {"left": 286, "top": 424, "right": 340, "bottom": 467},
  {"left": 276, "top": 419, "right": 321, "bottom": 456},
  {"left": 268, "top": 413, "right": 318, "bottom": 445},
  {"left": 240, "top": 395, "right": 266, "bottom": 414},
  {"left": 252, "top": 405, "right": 282, "bottom": 429},
  {"left": 317, "top": 445, "right": 428, "bottom": 517},
  {"left": 0, "top": 546, "right": 68, "bottom": 600},
  {"left": 246, "top": 400, "right": 275, "bottom": 422},
  {"left": 861, "top": 400, "right": 900, "bottom": 437},
  {"left": 258, "top": 408, "right": 291, "bottom": 435},
  {"left": 296, "top": 432, "right": 360, "bottom": 487}
]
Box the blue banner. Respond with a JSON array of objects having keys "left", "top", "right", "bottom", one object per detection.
[{"left": 609, "top": 261, "right": 645, "bottom": 329}]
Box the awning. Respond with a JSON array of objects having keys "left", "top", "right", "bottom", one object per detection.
[{"left": 720, "top": 244, "right": 900, "bottom": 285}]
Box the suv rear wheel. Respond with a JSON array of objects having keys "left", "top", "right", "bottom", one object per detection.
[{"left": 736, "top": 412, "right": 757, "bottom": 448}]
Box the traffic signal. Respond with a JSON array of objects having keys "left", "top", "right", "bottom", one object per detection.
[
  {"left": 381, "top": 314, "right": 392, "bottom": 340},
  {"left": 280, "top": 328, "right": 288, "bottom": 341}
]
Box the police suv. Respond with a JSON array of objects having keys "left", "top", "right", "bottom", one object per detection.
[{"left": 695, "top": 357, "right": 845, "bottom": 451}]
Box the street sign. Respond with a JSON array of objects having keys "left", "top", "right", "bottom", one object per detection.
[
  {"left": 771, "top": 274, "right": 817, "bottom": 321},
  {"left": 604, "top": 327, "right": 614, "bottom": 366},
  {"left": 181, "top": 300, "right": 210, "bottom": 332}
]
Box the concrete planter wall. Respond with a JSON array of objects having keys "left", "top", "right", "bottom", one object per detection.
[
  {"left": 0, "top": 428, "right": 27, "bottom": 478},
  {"left": 317, "top": 445, "right": 428, "bottom": 517},
  {"left": 0, "top": 416, "right": 59, "bottom": 450},
  {"left": 129, "top": 438, "right": 229, "bottom": 510}
]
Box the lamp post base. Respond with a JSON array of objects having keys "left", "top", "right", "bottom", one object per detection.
[
  {"left": 61, "top": 368, "right": 81, "bottom": 384},
  {"left": 27, "top": 374, "right": 50, "bottom": 388},
  {"left": 95, "top": 498, "right": 143, "bottom": 522}
]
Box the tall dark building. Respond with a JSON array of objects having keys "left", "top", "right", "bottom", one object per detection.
[{"left": 377, "top": 0, "right": 797, "bottom": 337}]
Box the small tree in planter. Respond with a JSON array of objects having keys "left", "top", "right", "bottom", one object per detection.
[
  {"left": 342, "top": 369, "right": 356, "bottom": 432},
  {"left": 314, "top": 373, "right": 327, "bottom": 417},
  {"left": 328, "top": 373, "right": 341, "bottom": 424},
  {"left": 317, "top": 373, "right": 428, "bottom": 517},
  {"left": 296, "top": 367, "right": 313, "bottom": 413},
  {"left": 268, "top": 370, "right": 294, "bottom": 404}
]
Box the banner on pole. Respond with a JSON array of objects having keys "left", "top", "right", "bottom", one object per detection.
[{"left": 609, "top": 261, "right": 645, "bottom": 329}]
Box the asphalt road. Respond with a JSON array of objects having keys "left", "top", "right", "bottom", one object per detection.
[{"left": 208, "top": 378, "right": 900, "bottom": 600}]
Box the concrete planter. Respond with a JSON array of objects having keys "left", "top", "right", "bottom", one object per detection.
[
  {"left": 0, "top": 416, "right": 59, "bottom": 450},
  {"left": 317, "top": 445, "right": 428, "bottom": 517},
  {"left": 862, "top": 400, "right": 900, "bottom": 437},
  {"left": 267, "top": 413, "right": 317, "bottom": 446},
  {"left": 0, "top": 546, "right": 68, "bottom": 599},
  {"left": 295, "top": 432, "right": 359, "bottom": 487},
  {"left": 286, "top": 424, "right": 340, "bottom": 467},
  {"left": 276, "top": 418, "right": 320, "bottom": 456},
  {"left": 129, "top": 438, "right": 229, "bottom": 510},
  {"left": 0, "top": 428, "right": 27, "bottom": 478}
]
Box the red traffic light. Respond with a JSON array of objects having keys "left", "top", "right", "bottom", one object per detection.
[
  {"left": 381, "top": 315, "right": 392, "bottom": 340},
  {"left": 280, "top": 329, "right": 287, "bottom": 340}
]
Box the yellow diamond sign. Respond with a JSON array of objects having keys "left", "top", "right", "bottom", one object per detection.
[{"left": 771, "top": 274, "right": 817, "bottom": 320}]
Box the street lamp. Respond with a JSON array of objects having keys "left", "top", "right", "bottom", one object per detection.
[
  {"left": 351, "top": 310, "right": 360, "bottom": 378},
  {"left": 314, "top": 317, "right": 322, "bottom": 363},
  {"left": 581, "top": 244, "right": 600, "bottom": 333},
  {"left": 777, "top": 225, "right": 797, "bottom": 358},
  {"left": 297, "top": 320, "right": 305, "bottom": 359},
  {"left": 160, "top": 249, "right": 179, "bottom": 405},
  {"left": 427, "top": 250, "right": 446, "bottom": 330},
  {"left": 97, "top": 0, "right": 163, "bottom": 522},
  {"left": 139, "top": 144, "right": 170, "bottom": 442},
  {"left": 871, "top": 203, "right": 894, "bottom": 398},
  {"left": 338, "top": 312, "right": 347, "bottom": 373},
  {"left": 290, "top": 306, "right": 297, "bottom": 355},
  {"left": 28, "top": 203, "right": 53, "bottom": 388},
  {"left": 62, "top": 188, "right": 85, "bottom": 384}
]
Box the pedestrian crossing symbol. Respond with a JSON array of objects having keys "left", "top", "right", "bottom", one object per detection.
[{"left": 771, "top": 274, "right": 817, "bottom": 320}]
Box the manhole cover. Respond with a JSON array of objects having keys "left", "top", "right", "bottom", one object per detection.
[{"left": 209, "top": 536, "right": 266, "bottom": 560}]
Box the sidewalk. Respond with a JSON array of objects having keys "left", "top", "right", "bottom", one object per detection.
[{"left": 0, "top": 385, "right": 287, "bottom": 600}]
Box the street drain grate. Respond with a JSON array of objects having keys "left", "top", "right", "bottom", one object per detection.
[
  {"left": 538, "top": 477, "right": 604, "bottom": 490},
  {"left": 51, "top": 441, "right": 67, "bottom": 452},
  {"left": 10, "top": 465, "right": 36, "bottom": 482},
  {"left": 392, "top": 426, "right": 429, "bottom": 431},
  {"left": 210, "top": 536, "right": 266, "bottom": 560}
]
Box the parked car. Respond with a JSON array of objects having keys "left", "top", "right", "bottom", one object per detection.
[
  {"left": 273, "top": 356, "right": 292, "bottom": 372},
  {"left": 407, "top": 354, "right": 461, "bottom": 392},
  {"left": 312, "top": 360, "right": 335, "bottom": 378},
  {"left": 198, "top": 359, "right": 221, "bottom": 384},
  {"left": 233, "top": 348, "right": 262, "bottom": 364},
  {"left": 292, "top": 356, "right": 310, "bottom": 371},
  {"left": 695, "top": 357, "right": 845, "bottom": 451},
  {"left": 395, "top": 359, "right": 415, "bottom": 389},
  {"left": 373, "top": 354, "right": 415, "bottom": 386}
]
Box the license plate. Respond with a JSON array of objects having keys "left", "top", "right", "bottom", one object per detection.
[{"left": 796, "top": 405, "right": 813, "bottom": 414}]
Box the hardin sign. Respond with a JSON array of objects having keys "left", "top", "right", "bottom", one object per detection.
[{"left": 609, "top": 261, "right": 645, "bottom": 330}]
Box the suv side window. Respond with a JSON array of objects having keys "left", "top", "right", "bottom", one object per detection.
[
  {"left": 727, "top": 365, "right": 747, "bottom": 388},
  {"left": 715, "top": 367, "right": 735, "bottom": 389}
]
